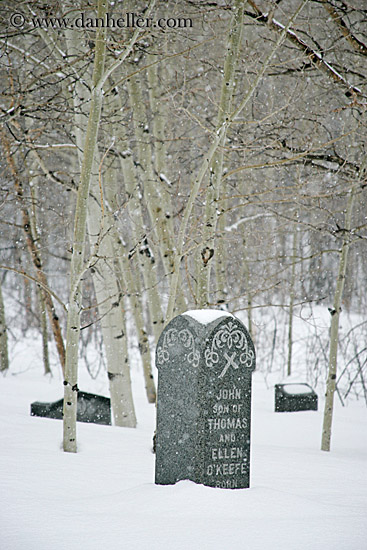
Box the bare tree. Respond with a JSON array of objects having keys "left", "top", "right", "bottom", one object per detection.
[
  {"left": 1, "top": 0, "right": 366, "bottom": 455},
  {"left": 0, "top": 275, "right": 9, "bottom": 373}
]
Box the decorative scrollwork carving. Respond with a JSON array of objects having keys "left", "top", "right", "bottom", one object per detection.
[
  {"left": 205, "top": 321, "right": 254, "bottom": 377},
  {"left": 157, "top": 328, "right": 200, "bottom": 367}
]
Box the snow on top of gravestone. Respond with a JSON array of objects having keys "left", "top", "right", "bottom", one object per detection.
[
  {"left": 182, "top": 309, "right": 234, "bottom": 325},
  {"left": 283, "top": 384, "right": 313, "bottom": 395}
]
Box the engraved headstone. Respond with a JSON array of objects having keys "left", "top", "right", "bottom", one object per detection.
[
  {"left": 275, "top": 383, "right": 318, "bottom": 412},
  {"left": 155, "top": 310, "right": 256, "bottom": 489},
  {"left": 30, "top": 391, "right": 111, "bottom": 425}
]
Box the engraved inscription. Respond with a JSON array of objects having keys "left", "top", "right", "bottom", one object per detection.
[
  {"left": 206, "top": 463, "right": 248, "bottom": 476},
  {"left": 208, "top": 417, "right": 248, "bottom": 430},
  {"left": 211, "top": 447, "right": 244, "bottom": 460},
  {"left": 219, "top": 433, "right": 236, "bottom": 443},
  {"left": 205, "top": 385, "right": 250, "bottom": 485},
  {"left": 216, "top": 389, "right": 242, "bottom": 400},
  {"left": 155, "top": 312, "right": 255, "bottom": 489}
]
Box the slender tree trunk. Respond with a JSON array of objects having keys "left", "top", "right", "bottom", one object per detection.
[
  {"left": 101, "top": 158, "right": 156, "bottom": 404},
  {"left": 196, "top": 0, "right": 244, "bottom": 307},
  {"left": 242, "top": 242, "right": 253, "bottom": 337},
  {"left": 38, "top": 287, "right": 51, "bottom": 375},
  {"left": 166, "top": 0, "right": 307, "bottom": 322},
  {"left": 65, "top": 34, "right": 137, "bottom": 426},
  {"left": 146, "top": 60, "right": 187, "bottom": 314},
  {"left": 127, "top": 75, "right": 186, "bottom": 315},
  {"left": 321, "top": 186, "right": 356, "bottom": 452},
  {"left": 62, "top": 0, "right": 155, "bottom": 445},
  {"left": 0, "top": 278, "right": 9, "bottom": 373},
  {"left": 89, "top": 158, "right": 137, "bottom": 426},
  {"left": 287, "top": 222, "right": 298, "bottom": 377},
  {"left": 29, "top": 183, "right": 51, "bottom": 375},
  {"left": 0, "top": 128, "right": 65, "bottom": 375},
  {"left": 63, "top": 0, "right": 108, "bottom": 452},
  {"left": 146, "top": 58, "right": 167, "bottom": 180},
  {"left": 88, "top": 199, "right": 137, "bottom": 426},
  {"left": 114, "top": 235, "right": 156, "bottom": 403},
  {"left": 112, "top": 91, "right": 164, "bottom": 343},
  {"left": 23, "top": 276, "right": 33, "bottom": 333}
]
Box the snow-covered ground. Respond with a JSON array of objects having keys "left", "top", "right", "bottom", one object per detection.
[{"left": 0, "top": 326, "right": 366, "bottom": 550}]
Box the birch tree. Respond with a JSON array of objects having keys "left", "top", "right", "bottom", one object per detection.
[
  {"left": 166, "top": 0, "right": 308, "bottom": 322},
  {"left": 102, "top": 163, "right": 156, "bottom": 403},
  {"left": 1, "top": 0, "right": 367, "bottom": 444},
  {"left": 196, "top": 0, "right": 244, "bottom": 308},
  {"left": 64, "top": 29, "right": 137, "bottom": 427},
  {"left": 287, "top": 219, "right": 298, "bottom": 377},
  {"left": 0, "top": 128, "right": 66, "bottom": 376},
  {"left": 112, "top": 84, "right": 165, "bottom": 344},
  {"left": 0, "top": 276, "right": 9, "bottom": 373},
  {"left": 63, "top": 0, "right": 109, "bottom": 451},
  {"left": 321, "top": 157, "right": 365, "bottom": 451},
  {"left": 63, "top": 0, "right": 156, "bottom": 451},
  {"left": 127, "top": 73, "right": 186, "bottom": 315},
  {"left": 29, "top": 180, "right": 51, "bottom": 375}
]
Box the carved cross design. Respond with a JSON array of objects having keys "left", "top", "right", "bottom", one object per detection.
[{"left": 219, "top": 352, "right": 239, "bottom": 379}]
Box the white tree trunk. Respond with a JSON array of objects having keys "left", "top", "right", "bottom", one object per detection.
[
  {"left": 0, "top": 278, "right": 9, "bottom": 373},
  {"left": 127, "top": 75, "right": 186, "bottom": 315},
  {"left": 102, "top": 163, "right": 156, "bottom": 404},
  {"left": 64, "top": 33, "right": 137, "bottom": 427},
  {"left": 29, "top": 182, "right": 51, "bottom": 376},
  {"left": 321, "top": 186, "right": 356, "bottom": 451},
  {"left": 87, "top": 192, "right": 137, "bottom": 426},
  {"left": 166, "top": 0, "right": 308, "bottom": 322},
  {"left": 112, "top": 94, "right": 165, "bottom": 343},
  {"left": 242, "top": 243, "right": 253, "bottom": 338},
  {"left": 63, "top": 0, "right": 108, "bottom": 452},
  {"left": 287, "top": 222, "right": 298, "bottom": 377},
  {"left": 0, "top": 128, "right": 65, "bottom": 375},
  {"left": 196, "top": 0, "right": 244, "bottom": 308},
  {"left": 114, "top": 235, "right": 156, "bottom": 403}
]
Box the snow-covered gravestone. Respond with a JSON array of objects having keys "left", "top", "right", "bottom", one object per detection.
[{"left": 155, "top": 310, "right": 256, "bottom": 489}]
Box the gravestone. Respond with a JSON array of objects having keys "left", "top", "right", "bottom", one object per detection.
[
  {"left": 30, "top": 391, "right": 111, "bottom": 425},
  {"left": 155, "top": 309, "right": 256, "bottom": 489},
  {"left": 274, "top": 383, "right": 318, "bottom": 412}
]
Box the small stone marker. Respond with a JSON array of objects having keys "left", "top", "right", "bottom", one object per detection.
[
  {"left": 30, "top": 391, "right": 111, "bottom": 425},
  {"left": 155, "top": 309, "right": 256, "bottom": 489},
  {"left": 274, "top": 383, "right": 318, "bottom": 412}
]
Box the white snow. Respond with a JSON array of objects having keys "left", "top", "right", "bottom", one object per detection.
[
  {"left": 271, "top": 16, "right": 361, "bottom": 95},
  {"left": 159, "top": 173, "right": 172, "bottom": 186},
  {"left": 33, "top": 143, "right": 77, "bottom": 149},
  {"left": 225, "top": 213, "right": 273, "bottom": 232},
  {"left": 182, "top": 309, "right": 233, "bottom": 324},
  {"left": 283, "top": 384, "right": 313, "bottom": 395},
  {"left": 0, "top": 329, "right": 366, "bottom": 550}
]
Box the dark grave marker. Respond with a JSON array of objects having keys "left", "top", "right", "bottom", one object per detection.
[
  {"left": 155, "top": 310, "right": 256, "bottom": 489},
  {"left": 31, "top": 391, "right": 111, "bottom": 425},
  {"left": 274, "top": 383, "right": 318, "bottom": 412}
]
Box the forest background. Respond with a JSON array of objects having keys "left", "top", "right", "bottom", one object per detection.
[{"left": 0, "top": 0, "right": 366, "bottom": 452}]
